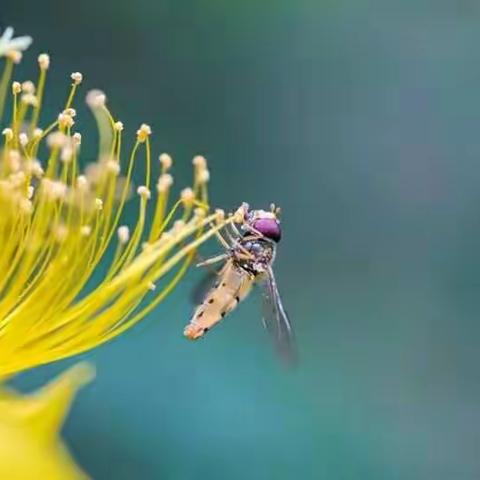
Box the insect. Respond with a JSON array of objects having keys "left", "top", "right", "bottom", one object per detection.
[{"left": 184, "top": 203, "right": 295, "bottom": 362}]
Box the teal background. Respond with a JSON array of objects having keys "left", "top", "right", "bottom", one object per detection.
[{"left": 3, "top": 1, "right": 480, "bottom": 479}]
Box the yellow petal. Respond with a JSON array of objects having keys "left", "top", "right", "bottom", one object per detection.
[{"left": 0, "top": 363, "right": 94, "bottom": 479}]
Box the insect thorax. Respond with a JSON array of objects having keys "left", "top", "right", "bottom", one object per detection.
[{"left": 232, "top": 237, "right": 276, "bottom": 276}]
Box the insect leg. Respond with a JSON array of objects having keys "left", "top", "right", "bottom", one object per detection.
[
  {"left": 196, "top": 253, "right": 228, "bottom": 268},
  {"left": 209, "top": 226, "right": 232, "bottom": 249},
  {"left": 223, "top": 226, "right": 238, "bottom": 245},
  {"left": 229, "top": 223, "right": 242, "bottom": 237}
]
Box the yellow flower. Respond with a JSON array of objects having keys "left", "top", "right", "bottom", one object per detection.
[
  {"left": 0, "top": 363, "right": 93, "bottom": 479},
  {"left": 0, "top": 39, "right": 233, "bottom": 378}
]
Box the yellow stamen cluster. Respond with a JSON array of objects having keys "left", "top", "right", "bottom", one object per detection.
[{"left": 0, "top": 46, "right": 234, "bottom": 378}]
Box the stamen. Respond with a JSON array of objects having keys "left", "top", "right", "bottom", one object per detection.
[
  {"left": 159, "top": 153, "right": 172, "bottom": 170},
  {"left": 6, "top": 50, "right": 22, "bottom": 64},
  {"left": 86, "top": 89, "right": 106, "bottom": 108},
  {"left": 11, "top": 81, "right": 21, "bottom": 94},
  {"left": 2, "top": 127, "right": 13, "bottom": 142},
  {"left": 136, "top": 123, "right": 151, "bottom": 143},
  {"left": 71, "top": 72, "right": 83, "bottom": 85},
  {"left": 117, "top": 226, "right": 130, "bottom": 244},
  {"left": 157, "top": 174, "right": 173, "bottom": 192},
  {"left": 0, "top": 36, "right": 218, "bottom": 379},
  {"left": 137, "top": 185, "right": 151, "bottom": 200},
  {"left": 38, "top": 53, "right": 50, "bottom": 70}
]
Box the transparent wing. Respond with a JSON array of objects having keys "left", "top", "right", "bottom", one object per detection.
[
  {"left": 190, "top": 253, "right": 226, "bottom": 305},
  {"left": 191, "top": 270, "right": 218, "bottom": 305},
  {"left": 260, "top": 266, "right": 297, "bottom": 365}
]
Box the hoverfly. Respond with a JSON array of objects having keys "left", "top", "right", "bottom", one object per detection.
[{"left": 184, "top": 203, "right": 295, "bottom": 362}]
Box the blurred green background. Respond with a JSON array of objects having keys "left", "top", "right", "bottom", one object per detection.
[{"left": 3, "top": 0, "right": 480, "bottom": 478}]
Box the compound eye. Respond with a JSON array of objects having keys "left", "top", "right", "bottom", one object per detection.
[{"left": 253, "top": 218, "right": 281, "bottom": 242}]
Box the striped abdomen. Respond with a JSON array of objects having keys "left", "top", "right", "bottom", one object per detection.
[{"left": 184, "top": 262, "right": 254, "bottom": 340}]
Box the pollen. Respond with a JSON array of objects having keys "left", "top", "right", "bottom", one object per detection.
[
  {"left": 76, "top": 174, "right": 88, "bottom": 189},
  {"left": 136, "top": 123, "right": 152, "bottom": 143},
  {"left": 33, "top": 128, "right": 43, "bottom": 139},
  {"left": 46, "top": 131, "right": 68, "bottom": 148},
  {"left": 215, "top": 208, "right": 225, "bottom": 221},
  {"left": 159, "top": 153, "right": 173, "bottom": 170},
  {"left": 157, "top": 173, "right": 173, "bottom": 192},
  {"left": 117, "top": 225, "right": 130, "bottom": 244},
  {"left": 37, "top": 53, "right": 50, "bottom": 70},
  {"left": 58, "top": 112, "right": 75, "bottom": 129},
  {"left": 21, "top": 93, "right": 38, "bottom": 106},
  {"left": 137, "top": 185, "right": 151, "bottom": 199},
  {"left": 30, "top": 160, "right": 44, "bottom": 177},
  {"left": 192, "top": 155, "right": 207, "bottom": 169},
  {"left": 2, "top": 127, "right": 13, "bottom": 141},
  {"left": 71, "top": 71, "right": 83, "bottom": 85},
  {"left": 18, "top": 132, "right": 28, "bottom": 147},
  {"left": 21, "top": 80, "right": 35, "bottom": 93},
  {"left": 106, "top": 159, "right": 120, "bottom": 175},
  {"left": 181, "top": 187, "right": 195, "bottom": 205},
  {"left": 6, "top": 50, "right": 22, "bottom": 64},
  {"left": 197, "top": 168, "right": 210, "bottom": 184},
  {"left": 86, "top": 89, "right": 106, "bottom": 108},
  {"left": 11, "top": 81, "right": 21, "bottom": 94},
  {"left": 72, "top": 132, "right": 82, "bottom": 145}
]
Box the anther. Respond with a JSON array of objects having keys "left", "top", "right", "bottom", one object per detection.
[
  {"left": 180, "top": 187, "right": 195, "bottom": 205},
  {"left": 12, "top": 81, "right": 21, "bottom": 95},
  {"left": 106, "top": 160, "right": 120, "bottom": 175},
  {"left": 21, "top": 93, "right": 38, "bottom": 106},
  {"left": 136, "top": 123, "right": 152, "bottom": 143},
  {"left": 19, "top": 133, "right": 28, "bottom": 147},
  {"left": 2, "top": 128, "right": 13, "bottom": 142},
  {"left": 7, "top": 50, "right": 22, "bottom": 64},
  {"left": 192, "top": 155, "right": 207, "bottom": 169},
  {"left": 72, "top": 132, "right": 82, "bottom": 146},
  {"left": 86, "top": 89, "right": 106, "bottom": 108},
  {"left": 33, "top": 128, "right": 43, "bottom": 139},
  {"left": 80, "top": 225, "right": 92, "bottom": 237},
  {"left": 31, "top": 160, "right": 44, "bottom": 178},
  {"left": 58, "top": 112, "right": 75, "bottom": 129},
  {"left": 137, "top": 185, "right": 151, "bottom": 200},
  {"left": 60, "top": 146, "right": 74, "bottom": 163},
  {"left": 215, "top": 209, "right": 225, "bottom": 221},
  {"left": 117, "top": 225, "right": 130, "bottom": 244},
  {"left": 157, "top": 174, "right": 173, "bottom": 193},
  {"left": 71, "top": 72, "right": 83, "bottom": 85},
  {"left": 46, "top": 131, "right": 67, "bottom": 148},
  {"left": 76, "top": 175, "right": 88, "bottom": 190},
  {"left": 38, "top": 53, "right": 50, "bottom": 70},
  {"left": 197, "top": 168, "right": 210, "bottom": 184},
  {"left": 159, "top": 153, "right": 172, "bottom": 170},
  {"left": 22, "top": 81, "right": 35, "bottom": 94}
]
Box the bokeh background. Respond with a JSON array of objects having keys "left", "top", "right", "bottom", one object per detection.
[{"left": 3, "top": 0, "right": 480, "bottom": 478}]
